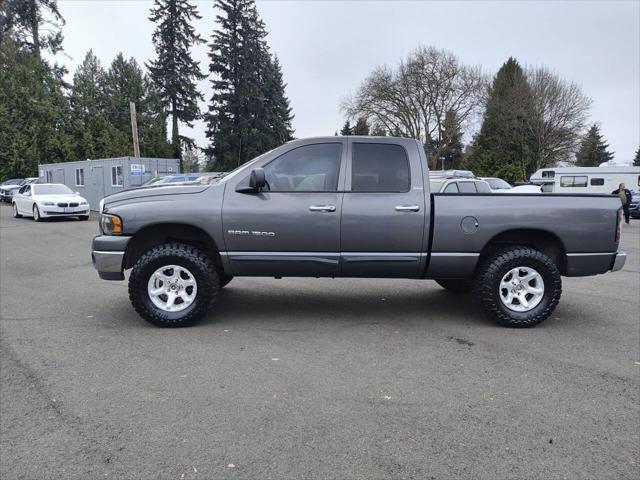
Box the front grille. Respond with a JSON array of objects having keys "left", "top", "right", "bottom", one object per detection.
[
  {"left": 57, "top": 202, "right": 68, "bottom": 207},
  {"left": 69, "top": 202, "right": 79, "bottom": 207}
]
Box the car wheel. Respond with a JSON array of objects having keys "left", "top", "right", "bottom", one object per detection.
[
  {"left": 33, "top": 204, "right": 42, "bottom": 222},
  {"left": 128, "top": 243, "right": 219, "bottom": 327},
  {"left": 474, "top": 246, "right": 561, "bottom": 328},
  {"left": 435, "top": 279, "right": 472, "bottom": 293},
  {"left": 12, "top": 203, "right": 22, "bottom": 218},
  {"left": 218, "top": 271, "right": 234, "bottom": 288}
]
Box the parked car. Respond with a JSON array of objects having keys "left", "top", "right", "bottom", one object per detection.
[
  {"left": 92, "top": 136, "right": 626, "bottom": 329},
  {"left": 12, "top": 183, "right": 90, "bottom": 221},
  {"left": 506, "top": 185, "right": 543, "bottom": 193},
  {"left": 630, "top": 190, "right": 640, "bottom": 219},
  {"left": 429, "top": 177, "right": 492, "bottom": 193},
  {"left": 1, "top": 178, "right": 25, "bottom": 202},
  {"left": 480, "top": 177, "right": 512, "bottom": 192}
]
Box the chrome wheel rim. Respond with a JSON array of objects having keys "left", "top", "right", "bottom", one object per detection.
[
  {"left": 13, "top": 204, "right": 17, "bottom": 216},
  {"left": 499, "top": 266, "right": 545, "bottom": 312},
  {"left": 147, "top": 265, "right": 197, "bottom": 313},
  {"left": 33, "top": 206, "right": 39, "bottom": 220}
]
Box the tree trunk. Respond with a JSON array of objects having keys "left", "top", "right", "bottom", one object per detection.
[
  {"left": 29, "top": 0, "right": 41, "bottom": 61},
  {"left": 171, "top": 98, "right": 181, "bottom": 170}
]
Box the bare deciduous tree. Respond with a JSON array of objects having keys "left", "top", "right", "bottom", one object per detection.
[
  {"left": 341, "top": 46, "right": 487, "bottom": 167},
  {"left": 527, "top": 66, "right": 592, "bottom": 169}
]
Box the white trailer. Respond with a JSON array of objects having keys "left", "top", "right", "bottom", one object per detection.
[{"left": 530, "top": 166, "right": 640, "bottom": 194}]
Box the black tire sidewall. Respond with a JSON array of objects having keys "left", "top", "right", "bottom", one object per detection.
[
  {"left": 129, "top": 245, "right": 217, "bottom": 327},
  {"left": 477, "top": 247, "right": 561, "bottom": 327}
]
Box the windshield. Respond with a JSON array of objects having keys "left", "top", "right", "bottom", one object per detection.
[
  {"left": 2, "top": 179, "right": 23, "bottom": 186},
  {"left": 429, "top": 180, "right": 445, "bottom": 192},
  {"left": 486, "top": 178, "right": 511, "bottom": 190},
  {"left": 34, "top": 184, "right": 74, "bottom": 195}
]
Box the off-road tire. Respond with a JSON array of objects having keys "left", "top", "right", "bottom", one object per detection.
[
  {"left": 474, "top": 246, "right": 561, "bottom": 328},
  {"left": 128, "top": 243, "right": 219, "bottom": 327},
  {"left": 33, "top": 204, "right": 42, "bottom": 222},
  {"left": 12, "top": 203, "right": 22, "bottom": 218},
  {"left": 435, "top": 279, "right": 472, "bottom": 293}
]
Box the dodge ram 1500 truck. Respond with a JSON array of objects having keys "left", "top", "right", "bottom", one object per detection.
[{"left": 91, "top": 137, "right": 627, "bottom": 328}]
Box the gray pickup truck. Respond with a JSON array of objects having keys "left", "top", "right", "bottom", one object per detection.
[{"left": 91, "top": 136, "right": 626, "bottom": 328}]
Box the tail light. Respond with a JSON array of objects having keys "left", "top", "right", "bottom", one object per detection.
[{"left": 615, "top": 208, "right": 623, "bottom": 243}]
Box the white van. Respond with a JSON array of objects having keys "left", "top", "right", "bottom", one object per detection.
[{"left": 530, "top": 166, "right": 640, "bottom": 194}]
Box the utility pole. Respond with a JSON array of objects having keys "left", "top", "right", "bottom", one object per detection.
[{"left": 129, "top": 102, "right": 140, "bottom": 158}]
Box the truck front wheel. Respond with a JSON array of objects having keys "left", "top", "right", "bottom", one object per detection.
[
  {"left": 474, "top": 246, "right": 561, "bottom": 328},
  {"left": 128, "top": 243, "right": 219, "bottom": 327}
]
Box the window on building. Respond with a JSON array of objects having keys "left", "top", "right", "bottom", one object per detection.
[
  {"left": 590, "top": 178, "right": 604, "bottom": 186},
  {"left": 45, "top": 171, "right": 53, "bottom": 183},
  {"left": 111, "top": 165, "right": 123, "bottom": 187},
  {"left": 263, "top": 143, "right": 342, "bottom": 192},
  {"left": 75, "top": 168, "right": 85, "bottom": 186},
  {"left": 560, "top": 176, "right": 588, "bottom": 187},
  {"left": 352, "top": 143, "right": 410, "bottom": 193}
]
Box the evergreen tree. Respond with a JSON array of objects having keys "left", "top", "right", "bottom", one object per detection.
[
  {"left": 69, "top": 50, "right": 107, "bottom": 160},
  {"left": 101, "top": 53, "right": 172, "bottom": 158},
  {"left": 466, "top": 58, "right": 537, "bottom": 182},
  {"left": 206, "top": 0, "right": 294, "bottom": 170},
  {"left": 575, "top": 124, "right": 614, "bottom": 167},
  {"left": 340, "top": 120, "right": 353, "bottom": 136},
  {"left": 634, "top": 147, "right": 640, "bottom": 167},
  {"left": 370, "top": 125, "right": 386, "bottom": 136},
  {"left": 147, "top": 0, "right": 206, "bottom": 167},
  {"left": 1, "top": 0, "right": 65, "bottom": 61},
  {"left": 353, "top": 117, "right": 370, "bottom": 135},
  {"left": 0, "top": 38, "right": 73, "bottom": 178},
  {"left": 439, "top": 110, "right": 465, "bottom": 169}
]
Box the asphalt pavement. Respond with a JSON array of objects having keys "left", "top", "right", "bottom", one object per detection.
[{"left": 1, "top": 204, "right": 639, "bottom": 479}]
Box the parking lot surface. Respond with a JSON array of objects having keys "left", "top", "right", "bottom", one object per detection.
[{"left": 1, "top": 204, "right": 639, "bottom": 479}]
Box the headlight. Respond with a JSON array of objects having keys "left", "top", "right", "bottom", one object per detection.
[
  {"left": 80, "top": 200, "right": 88, "bottom": 205},
  {"left": 42, "top": 201, "right": 54, "bottom": 206},
  {"left": 100, "top": 213, "right": 123, "bottom": 235}
]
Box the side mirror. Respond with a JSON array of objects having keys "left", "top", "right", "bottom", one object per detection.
[{"left": 249, "top": 168, "right": 267, "bottom": 191}]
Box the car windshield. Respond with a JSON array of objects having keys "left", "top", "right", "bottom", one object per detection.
[
  {"left": 486, "top": 178, "right": 511, "bottom": 190},
  {"left": 34, "top": 184, "right": 74, "bottom": 195},
  {"left": 2, "top": 179, "right": 23, "bottom": 186},
  {"left": 429, "top": 180, "right": 445, "bottom": 192}
]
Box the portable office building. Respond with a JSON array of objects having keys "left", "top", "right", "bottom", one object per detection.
[{"left": 38, "top": 157, "right": 180, "bottom": 210}]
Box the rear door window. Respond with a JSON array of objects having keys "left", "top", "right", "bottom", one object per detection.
[
  {"left": 458, "top": 182, "right": 477, "bottom": 193},
  {"left": 351, "top": 143, "right": 410, "bottom": 193},
  {"left": 475, "top": 181, "right": 492, "bottom": 193}
]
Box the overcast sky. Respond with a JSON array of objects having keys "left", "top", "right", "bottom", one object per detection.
[{"left": 57, "top": 0, "right": 640, "bottom": 161}]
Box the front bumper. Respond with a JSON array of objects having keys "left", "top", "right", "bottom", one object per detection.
[
  {"left": 41, "top": 205, "right": 89, "bottom": 216},
  {"left": 91, "top": 235, "right": 131, "bottom": 280}
]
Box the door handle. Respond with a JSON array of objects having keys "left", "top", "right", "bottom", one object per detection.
[
  {"left": 395, "top": 205, "right": 420, "bottom": 212},
  {"left": 309, "top": 205, "right": 336, "bottom": 212}
]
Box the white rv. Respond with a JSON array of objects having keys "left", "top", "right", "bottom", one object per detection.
[{"left": 530, "top": 166, "right": 640, "bottom": 194}]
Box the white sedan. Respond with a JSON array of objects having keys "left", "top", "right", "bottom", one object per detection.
[{"left": 12, "top": 183, "right": 90, "bottom": 221}]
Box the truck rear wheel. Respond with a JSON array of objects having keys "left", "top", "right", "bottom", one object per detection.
[
  {"left": 435, "top": 279, "right": 472, "bottom": 293},
  {"left": 128, "top": 243, "right": 219, "bottom": 327},
  {"left": 474, "top": 246, "right": 561, "bottom": 328}
]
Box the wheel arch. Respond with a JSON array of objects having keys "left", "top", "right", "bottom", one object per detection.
[
  {"left": 478, "top": 228, "right": 567, "bottom": 275},
  {"left": 123, "top": 223, "right": 222, "bottom": 271}
]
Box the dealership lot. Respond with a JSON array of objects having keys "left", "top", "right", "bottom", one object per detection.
[{"left": 1, "top": 204, "right": 638, "bottom": 479}]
